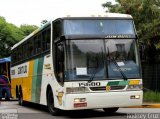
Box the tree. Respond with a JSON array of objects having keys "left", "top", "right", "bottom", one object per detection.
[
  {"left": 0, "top": 16, "right": 38, "bottom": 58},
  {"left": 0, "top": 17, "right": 24, "bottom": 58},
  {"left": 20, "top": 24, "right": 38, "bottom": 36},
  {"left": 102, "top": 0, "right": 160, "bottom": 43}
]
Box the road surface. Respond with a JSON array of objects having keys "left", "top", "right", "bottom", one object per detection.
[{"left": 0, "top": 101, "right": 160, "bottom": 119}]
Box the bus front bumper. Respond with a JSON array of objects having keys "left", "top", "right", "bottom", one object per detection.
[{"left": 63, "top": 91, "right": 143, "bottom": 110}]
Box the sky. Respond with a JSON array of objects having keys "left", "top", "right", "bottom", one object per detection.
[{"left": 0, "top": 0, "right": 115, "bottom": 27}]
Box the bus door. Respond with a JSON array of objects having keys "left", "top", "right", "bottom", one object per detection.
[{"left": 55, "top": 42, "right": 65, "bottom": 86}]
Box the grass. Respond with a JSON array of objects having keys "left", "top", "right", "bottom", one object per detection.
[{"left": 143, "top": 91, "right": 160, "bottom": 102}]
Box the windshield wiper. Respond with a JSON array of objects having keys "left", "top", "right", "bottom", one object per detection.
[
  {"left": 88, "top": 67, "right": 99, "bottom": 82},
  {"left": 88, "top": 48, "right": 105, "bottom": 82}
]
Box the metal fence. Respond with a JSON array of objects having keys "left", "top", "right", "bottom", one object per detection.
[{"left": 142, "top": 64, "right": 160, "bottom": 92}]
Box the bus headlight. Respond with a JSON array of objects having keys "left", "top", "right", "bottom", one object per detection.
[
  {"left": 127, "top": 84, "right": 143, "bottom": 91},
  {"left": 74, "top": 98, "right": 86, "bottom": 103},
  {"left": 66, "top": 87, "right": 89, "bottom": 94}
]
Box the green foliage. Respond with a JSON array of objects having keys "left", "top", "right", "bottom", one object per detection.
[
  {"left": 0, "top": 16, "right": 38, "bottom": 58},
  {"left": 20, "top": 24, "right": 38, "bottom": 36},
  {"left": 144, "top": 91, "right": 160, "bottom": 102},
  {"left": 103, "top": 0, "right": 160, "bottom": 43}
]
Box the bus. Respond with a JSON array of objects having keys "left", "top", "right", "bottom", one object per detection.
[
  {"left": 0, "top": 57, "right": 11, "bottom": 100},
  {"left": 11, "top": 13, "right": 143, "bottom": 115}
]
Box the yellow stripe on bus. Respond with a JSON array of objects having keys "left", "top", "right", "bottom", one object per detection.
[
  {"left": 129, "top": 80, "right": 140, "bottom": 85},
  {"left": 24, "top": 60, "right": 34, "bottom": 101}
]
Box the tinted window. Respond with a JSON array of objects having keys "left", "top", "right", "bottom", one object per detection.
[
  {"left": 34, "top": 35, "right": 42, "bottom": 55},
  {"left": 42, "top": 28, "right": 51, "bottom": 52},
  {"left": 53, "top": 20, "right": 62, "bottom": 40},
  {"left": 27, "top": 39, "right": 34, "bottom": 57},
  {"left": 64, "top": 20, "right": 135, "bottom": 35}
]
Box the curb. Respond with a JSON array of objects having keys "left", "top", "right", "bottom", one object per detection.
[{"left": 125, "top": 104, "right": 160, "bottom": 108}]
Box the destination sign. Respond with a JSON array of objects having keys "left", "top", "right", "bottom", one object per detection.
[
  {"left": 105, "top": 34, "right": 134, "bottom": 39},
  {"left": 11, "top": 62, "right": 29, "bottom": 79}
]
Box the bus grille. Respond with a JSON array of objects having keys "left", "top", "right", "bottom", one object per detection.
[{"left": 89, "top": 86, "right": 126, "bottom": 91}]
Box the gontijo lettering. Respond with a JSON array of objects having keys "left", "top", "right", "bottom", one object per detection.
[{"left": 18, "top": 65, "right": 27, "bottom": 74}]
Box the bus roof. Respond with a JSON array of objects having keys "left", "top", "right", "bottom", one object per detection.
[
  {"left": 58, "top": 13, "right": 132, "bottom": 19},
  {"left": 0, "top": 57, "right": 11, "bottom": 64},
  {"left": 11, "top": 13, "right": 133, "bottom": 50}
]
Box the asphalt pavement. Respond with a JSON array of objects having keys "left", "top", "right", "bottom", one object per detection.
[{"left": 0, "top": 101, "right": 160, "bottom": 119}]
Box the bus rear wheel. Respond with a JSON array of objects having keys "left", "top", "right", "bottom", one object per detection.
[
  {"left": 47, "top": 90, "right": 59, "bottom": 115},
  {"left": 18, "top": 88, "right": 24, "bottom": 106},
  {"left": 103, "top": 107, "right": 119, "bottom": 113}
]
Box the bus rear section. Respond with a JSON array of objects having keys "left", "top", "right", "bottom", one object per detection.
[{"left": 0, "top": 57, "right": 11, "bottom": 100}]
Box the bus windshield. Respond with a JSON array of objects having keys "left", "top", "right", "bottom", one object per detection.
[
  {"left": 64, "top": 20, "right": 135, "bottom": 35},
  {"left": 65, "top": 39, "right": 141, "bottom": 81}
]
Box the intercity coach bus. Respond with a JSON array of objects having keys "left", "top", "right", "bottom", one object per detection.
[{"left": 11, "top": 13, "right": 142, "bottom": 115}]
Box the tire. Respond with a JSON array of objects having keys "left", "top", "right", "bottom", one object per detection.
[
  {"left": 103, "top": 107, "right": 119, "bottom": 113},
  {"left": 18, "top": 88, "right": 24, "bottom": 106},
  {"left": 47, "top": 89, "right": 59, "bottom": 115},
  {"left": 16, "top": 86, "right": 19, "bottom": 99}
]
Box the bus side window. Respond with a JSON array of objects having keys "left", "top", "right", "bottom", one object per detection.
[
  {"left": 23, "top": 43, "right": 27, "bottom": 59},
  {"left": 19, "top": 46, "right": 23, "bottom": 61},
  {"left": 21, "top": 45, "right": 24, "bottom": 60},
  {"left": 46, "top": 29, "right": 50, "bottom": 50},
  {"left": 11, "top": 50, "right": 16, "bottom": 64},
  {"left": 42, "top": 28, "right": 51, "bottom": 52},
  {"left": 34, "top": 35, "right": 42, "bottom": 55},
  {"left": 17, "top": 48, "right": 21, "bottom": 61},
  {"left": 27, "top": 40, "right": 34, "bottom": 57},
  {"left": 14, "top": 49, "right": 17, "bottom": 63}
]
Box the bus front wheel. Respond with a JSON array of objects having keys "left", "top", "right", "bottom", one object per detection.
[
  {"left": 47, "top": 90, "right": 59, "bottom": 115},
  {"left": 103, "top": 107, "right": 119, "bottom": 113}
]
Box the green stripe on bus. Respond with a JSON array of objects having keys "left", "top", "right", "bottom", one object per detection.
[
  {"left": 31, "top": 57, "right": 44, "bottom": 103},
  {"left": 118, "top": 81, "right": 129, "bottom": 86},
  {"left": 35, "top": 57, "right": 44, "bottom": 103},
  {"left": 107, "top": 81, "right": 119, "bottom": 86},
  {"left": 107, "top": 81, "right": 128, "bottom": 86},
  {"left": 32, "top": 59, "right": 39, "bottom": 102}
]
